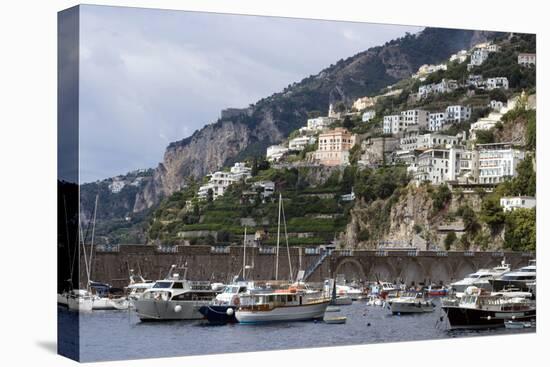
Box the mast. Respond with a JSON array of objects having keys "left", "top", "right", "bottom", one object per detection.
[
  {"left": 281, "top": 197, "right": 293, "bottom": 281},
  {"left": 243, "top": 226, "right": 247, "bottom": 279},
  {"left": 275, "top": 193, "right": 282, "bottom": 281},
  {"left": 87, "top": 194, "right": 99, "bottom": 287}
]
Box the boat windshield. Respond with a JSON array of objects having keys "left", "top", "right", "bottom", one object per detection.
[
  {"left": 152, "top": 281, "right": 172, "bottom": 289},
  {"left": 223, "top": 286, "right": 240, "bottom": 294}
]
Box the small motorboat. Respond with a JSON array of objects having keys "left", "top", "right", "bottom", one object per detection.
[
  {"left": 325, "top": 306, "right": 341, "bottom": 312},
  {"left": 505, "top": 320, "right": 533, "bottom": 329},
  {"left": 324, "top": 316, "right": 347, "bottom": 324}
]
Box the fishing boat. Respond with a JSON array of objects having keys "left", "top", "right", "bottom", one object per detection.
[
  {"left": 134, "top": 265, "right": 219, "bottom": 321},
  {"left": 388, "top": 292, "right": 435, "bottom": 314},
  {"left": 489, "top": 260, "right": 536, "bottom": 292},
  {"left": 442, "top": 286, "right": 536, "bottom": 329}
]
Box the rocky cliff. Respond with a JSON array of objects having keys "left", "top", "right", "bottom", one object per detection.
[{"left": 132, "top": 28, "right": 500, "bottom": 211}]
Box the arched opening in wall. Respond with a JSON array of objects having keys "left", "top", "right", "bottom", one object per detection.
[
  {"left": 333, "top": 259, "right": 365, "bottom": 282},
  {"left": 398, "top": 260, "right": 426, "bottom": 286},
  {"left": 368, "top": 262, "right": 396, "bottom": 283},
  {"left": 429, "top": 261, "right": 452, "bottom": 284},
  {"left": 455, "top": 260, "right": 476, "bottom": 280}
]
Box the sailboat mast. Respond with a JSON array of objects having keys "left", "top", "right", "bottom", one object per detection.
[
  {"left": 88, "top": 194, "right": 99, "bottom": 287},
  {"left": 275, "top": 193, "right": 282, "bottom": 281},
  {"left": 243, "top": 226, "right": 247, "bottom": 279},
  {"left": 281, "top": 198, "right": 293, "bottom": 281}
]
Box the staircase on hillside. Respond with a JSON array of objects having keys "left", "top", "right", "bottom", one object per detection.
[{"left": 303, "top": 248, "right": 332, "bottom": 281}]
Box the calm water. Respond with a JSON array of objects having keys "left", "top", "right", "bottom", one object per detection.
[{"left": 60, "top": 300, "right": 534, "bottom": 362}]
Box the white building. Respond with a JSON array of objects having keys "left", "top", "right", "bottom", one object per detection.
[
  {"left": 469, "top": 112, "right": 503, "bottom": 140},
  {"left": 450, "top": 50, "right": 469, "bottom": 63},
  {"left": 266, "top": 145, "right": 289, "bottom": 162},
  {"left": 401, "top": 132, "right": 460, "bottom": 151},
  {"left": 352, "top": 96, "right": 378, "bottom": 111},
  {"left": 500, "top": 196, "right": 536, "bottom": 212},
  {"left": 362, "top": 110, "right": 376, "bottom": 122},
  {"left": 489, "top": 100, "right": 506, "bottom": 111},
  {"left": 198, "top": 162, "right": 252, "bottom": 200},
  {"left": 475, "top": 143, "right": 526, "bottom": 184},
  {"left": 230, "top": 162, "right": 252, "bottom": 180},
  {"left": 401, "top": 109, "right": 429, "bottom": 130},
  {"left": 108, "top": 179, "right": 125, "bottom": 193},
  {"left": 486, "top": 77, "right": 509, "bottom": 90},
  {"left": 289, "top": 136, "right": 316, "bottom": 151},
  {"left": 446, "top": 105, "right": 471, "bottom": 123},
  {"left": 429, "top": 112, "right": 448, "bottom": 131},
  {"left": 418, "top": 79, "right": 458, "bottom": 99},
  {"left": 383, "top": 114, "right": 401, "bottom": 135},
  {"left": 518, "top": 53, "right": 536, "bottom": 67},
  {"left": 466, "top": 74, "right": 485, "bottom": 89},
  {"left": 415, "top": 148, "right": 455, "bottom": 185},
  {"left": 306, "top": 116, "right": 335, "bottom": 131},
  {"left": 252, "top": 180, "right": 275, "bottom": 199},
  {"left": 468, "top": 49, "right": 489, "bottom": 69}
]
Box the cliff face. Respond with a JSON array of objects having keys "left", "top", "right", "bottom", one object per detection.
[{"left": 132, "top": 28, "right": 499, "bottom": 211}]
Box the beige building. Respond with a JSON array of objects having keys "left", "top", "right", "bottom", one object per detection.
[{"left": 314, "top": 128, "right": 356, "bottom": 166}]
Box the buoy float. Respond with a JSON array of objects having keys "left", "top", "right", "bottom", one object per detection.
[
  {"left": 174, "top": 305, "right": 182, "bottom": 313},
  {"left": 226, "top": 308, "right": 234, "bottom": 316}
]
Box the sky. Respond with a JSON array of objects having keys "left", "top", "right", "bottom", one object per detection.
[{"left": 76, "top": 5, "right": 423, "bottom": 183}]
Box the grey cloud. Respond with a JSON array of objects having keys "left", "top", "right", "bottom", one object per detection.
[{"left": 77, "top": 5, "right": 423, "bottom": 182}]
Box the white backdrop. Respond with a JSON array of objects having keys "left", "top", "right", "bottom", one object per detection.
[{"left": 0, "top": 0, "right": 545, "bottom": 366}]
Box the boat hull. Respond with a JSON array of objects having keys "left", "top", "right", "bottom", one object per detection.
[
  {"left": 391, "top": 301, "right": 435, "bottom": 314},
  {"left": 442, "top": 306, "right": 536, "bottom": 329},
  {"left": 92, "top": 297, "right": 129, "bottom": 310},
  {"left": 236, "top": 301, "right": 329, "bottom": 324},
  {"left": 67, "top": 297, "right": 93, "bottom": 312},
  {"left": 198, "top": 305, "right": 237, "bottom": 323},
  {"left": 134, "top": 299, "right": 209, "bottom": 321}
]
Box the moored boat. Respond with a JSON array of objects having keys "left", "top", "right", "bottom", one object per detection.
[
  {"left": 235, "top": 287, "right": 330, "bottom": 323},
  {"left": 134, "top": 265, "right": 219, "bottom": 321},
  {"left": 489, "top": 260, "right": 536, "bottom": 292},
  {"left": 388, "top": 292, "right": 435, "bottom": 314},
  {"left": 442, "top": 286, "right": 536, "bottom": 329}
]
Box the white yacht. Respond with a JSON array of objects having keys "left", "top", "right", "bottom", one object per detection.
[
  {"left": 490, "top": 260, "right": 536, "bottom": 292},
  {"left": 133, "top": 266, "right": 218, "bottom": 321},
  {"left": 451, "top": 261, "right": 510, "bottom": 293},
  {"left": 388, "top": 292, "right": 435, "bottom": 314}
]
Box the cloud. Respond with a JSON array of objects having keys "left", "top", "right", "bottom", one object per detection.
[{"left": 77, "top": 5, "right": 423, "bottom": 182}]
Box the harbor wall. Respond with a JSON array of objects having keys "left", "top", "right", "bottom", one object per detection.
[{"left": 79, "top": 245, "right": 534, "bottom": 288}]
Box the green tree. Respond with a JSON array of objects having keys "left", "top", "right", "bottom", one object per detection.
[
  {"left": 504, "top": 208, "right": 536, "bottom": 251},
  {"left": 444, "top": 232, "right": 457, "bottom": 250},
  {"left": 476, "top": 129, "right": 495, "bottom": 144},
  {"left": 431, "top": 185, "right": 452, "bottom": 213}
]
